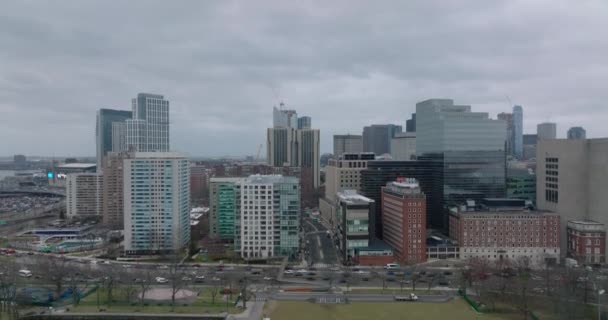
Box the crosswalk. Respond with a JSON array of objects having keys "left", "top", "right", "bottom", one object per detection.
[{"left": 316, "top": 296, "right": 346, "bottom": 304}]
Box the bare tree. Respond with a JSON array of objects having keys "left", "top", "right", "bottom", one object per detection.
[
  {"left": 119, "top": 270, "right": 138, "bottom": 305},
  {"left": 37, "top": 256, "right": 72, "bottom": 297},
  {"left": 167, "top": 254, "right": 187, "bottom": 311},
  {"left": 138, "top": 268, "right": 154, "bottom": 306},
  {"left": 209, "top": 283, "right": 220, "bottom": 305},
  {"left": 0, "top": 259, "right": 19, "bottom": 319},
  {"left": 512, "top": 256, "right": 533, "bottom": 320},
  {"left": 399, "top": 271, "right": 408, "bottom": 293},
  {"left": 469, "top": 257, "right": 492, "bottom": 301}
]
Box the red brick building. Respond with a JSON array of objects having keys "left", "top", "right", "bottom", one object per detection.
[
  {"left": 449, "top": 202, "right": 560, "bottom": 266},
  {"left": 381, "top": 178, "right": 427, "bottom": 264},
  {"left": 567, "top": 220, "right": 606, "bottom": 265}
]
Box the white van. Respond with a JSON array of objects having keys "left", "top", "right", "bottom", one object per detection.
[
  {"left": 384, "top": 263, "right": 400, "bottom": 270},
  {"left": 18, "top": 269, "right": 32, "bottom": 278}
]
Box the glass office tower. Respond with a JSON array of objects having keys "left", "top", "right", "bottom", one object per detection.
[{"left": 416, "top": 99, "right": 507, "bottom": 230}]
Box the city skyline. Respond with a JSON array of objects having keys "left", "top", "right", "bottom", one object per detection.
[{"left": 2, "top": 1, "right": 608, "bottom": 157}]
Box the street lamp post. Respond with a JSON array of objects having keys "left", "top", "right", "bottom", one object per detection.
[{"left": 599, "top": 289, "right": 605, "bottom": 320}]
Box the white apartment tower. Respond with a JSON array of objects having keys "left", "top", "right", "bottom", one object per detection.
[{"left": 123, "top": 152, "right": 190, "bottom": 255}]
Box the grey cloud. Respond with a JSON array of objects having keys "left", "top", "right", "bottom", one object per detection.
[{"left": 1, "top": 0, "right": 607, "bottom": 156}]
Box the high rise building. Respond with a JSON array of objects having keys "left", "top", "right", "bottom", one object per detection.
[
  {"left": 320, "top": 153, "right": 375, "bottom": 228},
  {"left": 209, "top": 177, "right": 242, "bottom": 241},
  {"left": 111, "top": 122, "right": 127, "bottom": 152},
  {"left": 267, "top": 107, "right": 320, "bottom": 206},
  {"left": 267, "top": 127, "right": 297, "bottom": 167},
  {"left": 360, "top": 160, "right": 442, "bottom": 238},
  {"left": 522, "top": 134, "right": 538, "bottom": 160},
  {"left": 567, "top": 126, "right": 587, "bottom": 140},
  {"left": 362, "top": 124, "right": 403, "bottom": 155},
  {"left": 536, "top": 138, "right": 608, "bottom": 255},
  {"left": 416, "top": 99, "right": 506, "bottom": 229},
  {"left": 333, "top": 134, "right": 363, "bottom": 157},
  {"left": 296, "top": 128, "right": 320, "bottom": 189},
  {"left": 335, "top": 190, "right": 374, "bottom": 263},
  {"left": 537, "top": 122, "right": 557, "bottom": 140},
  {"left": 240, "top": 175, "right": 300, "bottom": 260},
  {"left": 273, "top": 104, "right": 298, "bottom": 128},
  {"left": 297, "top": 116, "right": 311, "bottom": 129},
  {"left": 123, "top": 152, "right": 190, "bottom": 255},
  {"left": 125, "top": 93, "right": 170, "bottom": 152},
  {"left": 406, "top": 113, "right": 416, "bottom": 132},
  {"left": 101, "top": 152, "right": 129, "bottom": 229},
  {"left": 190, "top": 165, "right": 210, "bottom": 205},
  {"left": 513, "top": 105, "right": 523, "bottom": 159},
  {"left": 381, "top": 178, "right": 427, "bottom": 264},
  {"left": 390, "top": 132, "right": 416, "bottom": 161},
  {"left": 506, "top": 167, "right": 536, "bottom": 202},
  {"left": 66, "top": 173, "right": 103, "bottom": 219},
  {"left": 497, "top": 112, "right": 514, "bottom": 157},
  {"left": 96, "top": 109, "right": 132, "bottom": 171}
]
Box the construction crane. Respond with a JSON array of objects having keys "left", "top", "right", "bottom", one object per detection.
[{"left": 255, "top": 144, "right": 263, "bottom": 162}]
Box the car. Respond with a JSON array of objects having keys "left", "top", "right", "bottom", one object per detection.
[
  {"left": 133, "top": 278, "right": 145, "bottom": 283},
  {"left": 532, "top": 287, "right": 545, "bottom": 294},
  {"left": 195, "top": 275, "right": 205, "bottom": 283},
  {"left": 307, "top": 271, "right": 316, "bottom": 276},
  {"left": 362, "top": 277, "right": 369, "bottom": 281},
  {"left": 212, "top": 277, "right": 221, "bottom": 281},
  {"left": 245, "top": 266, "right": 253, "bottom": 271},
  {"left": 384, "top": 263, "right": 400, "bottom": 270},
  {"left": 90, "top": 260, "right": 98, "bottom": 265},
  {"left": 263, "top": 277, "right": 272, "bottom": 281},
  {"left": 181, "top": 276, "right": 192, "bottom": 281},
  {"left": 394, "top": 293, "right": 418, "bottom": 302},
  {"left": 158, "top": 265, "right": 169, "bottom": 270},
  {"left": 122, "top": 264, "right": 131, "bottom": 269},
  {"left": 283, "top": 270, "right": 294, "bottom": 275},
  {"left": 296, "top": 269, "right": 308, "bottom": 274},
  {"left": 443, "top": 271, "right": 453, "bottom": 276},
  {"left": 27, "top": 252, "right": 35, "bottom": 256},
  {"left": 438, "top": 281, "right": 449, "bottom": 286},
  {"left": 531, "top": 275, "right": 543, "bottom": 281},
  {"left": 155, "top": 277, "right": 168, "bottom": 284},
  {"left": 306, "top": 276, "right": 315, "bottom": 281},
  {"left": 103, "top": 260, "right": 111, "bottom": 265}
]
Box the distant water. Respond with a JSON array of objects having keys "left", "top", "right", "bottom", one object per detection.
[{"left": 0, "top": 170, "right": 43, "bottom": 180}]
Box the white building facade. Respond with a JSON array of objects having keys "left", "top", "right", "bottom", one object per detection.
[
  {"left": 123, "top": 152, "right": 190, "bottom": 255},
  {"left": 239, "top": 175, "right": 300, "bottom": 260}
]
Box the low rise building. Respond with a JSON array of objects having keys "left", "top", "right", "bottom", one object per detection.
[
  {"left": 449, "top": 199, "right": 560, "bottom": 267},
  {"left": 567, "top": 220, "right": 605, "bottom": 265},
  {"left": 335, "top": 190, "right": 374, "bottom": 263},
  {"left": 381, "top": 178, "right": 427, "bottom": 264}
]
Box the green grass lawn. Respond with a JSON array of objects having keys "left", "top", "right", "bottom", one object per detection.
[
  {"left": 70, "top": 287, "right": 241, "bottom": 314},
  {"left": 266, "top": 299, "right": 523, "bottom": 320}
]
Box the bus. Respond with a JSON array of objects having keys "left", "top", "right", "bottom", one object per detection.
[{"left": 18, "top": 270, "right": 32, "bottom": 278}]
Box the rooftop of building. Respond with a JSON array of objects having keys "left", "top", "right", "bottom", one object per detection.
[
  {"left": 244, "top": 174, "right": 298, "bottom": 184},
  {"left": 568, "top": 220, "right": 604, "bottom": 226},
  {"left": 130, "top": 152, "right": 187, "bottom": 159},
  {"left": 450, "top": 198, "right": 547, "bottom": 216},
  {"left": 353, "top": 239, "right": 393, "bottom": 252},
  {"left": 56, "top": 163, "right": 97, "bottom": 169},
  {"left": 337, "top": 190, "right": 374, "bottom": 204},
  {"left": 393, "top": 132, "right": 416, "bottom": 138},
  {"left": 209, "top": 177, "right": 245, "bottom": 183}
]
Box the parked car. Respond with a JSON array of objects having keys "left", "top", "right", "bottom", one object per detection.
[{"left": 155, "top": 277, "right": 168, "bottom": 284}]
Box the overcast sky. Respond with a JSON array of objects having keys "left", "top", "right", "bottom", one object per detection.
[{"left": 2, "top": 1, "right": 607, "bottom": 157}]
